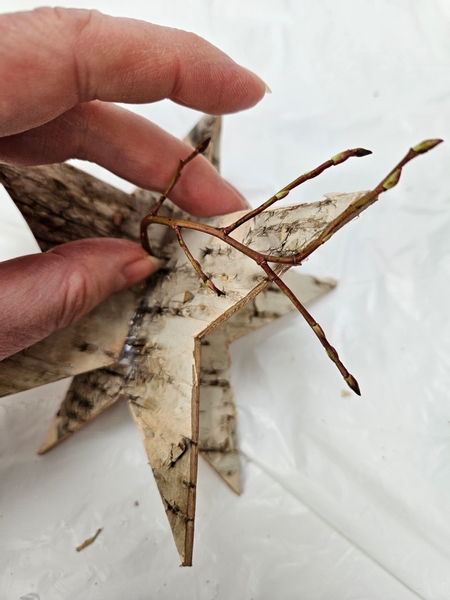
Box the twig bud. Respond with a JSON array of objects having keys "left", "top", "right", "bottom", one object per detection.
[
  {"left": 412, "top": 139, "right": 443, "bottom": 154},
  {"left": 331, "top": 148, "right": 372, "bottom": 165},
  {"left": 355, "top": 148, "right": 373, "bottom": 157},
  {"left": 345, "top": 374, "right": 361, "bottom": 396},
  {"left": 382, "top": 168, "right": 401, "bottom": 190}
]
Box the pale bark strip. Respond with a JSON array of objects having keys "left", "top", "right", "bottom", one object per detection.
[
  {"left": 38, "top": 367, "right": 126, "bottom": 455},
  {"left": 199, "top": 328, "right": 240, "bottom": 493},
  {"left": 199, "top": 272, "right": 336, "bottom": 495},
  {"left": 125, "top": 265, "right": 203, "bottom": 566},
  {"left": 222, "top": 272, "right": 336, "bottom": 345}
]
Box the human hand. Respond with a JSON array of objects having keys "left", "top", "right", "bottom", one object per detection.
[{"left": 0, "top": 7, "right": 266, "bottom": 360}]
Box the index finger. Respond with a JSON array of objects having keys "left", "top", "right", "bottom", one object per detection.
[{"left": 0, "top": 7, "right": 266, "bottom": 137}]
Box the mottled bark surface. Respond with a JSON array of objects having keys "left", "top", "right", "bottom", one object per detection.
[{"left": 0, "top": 162, "right": 154, "bottom": 250}]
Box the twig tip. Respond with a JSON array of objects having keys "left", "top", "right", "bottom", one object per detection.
[
  {"left": 197, "top": 137, "right": 211, "bottom": 154},
  {"left": 412, "top": 138, "right": 443, "bottom": 154},
  {"left": 355, "top": 148, "right": 372, "bottom": 157},
  {"left": 345, "top": 374, "right": 361, "bottom": 396}
]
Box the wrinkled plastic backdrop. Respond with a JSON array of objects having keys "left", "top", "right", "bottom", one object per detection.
[{"left": 1, "top": 1, "right": 450, "bottom": 598}]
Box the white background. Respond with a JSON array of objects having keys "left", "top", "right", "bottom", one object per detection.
[{"left": 1, "top": 1, "right": 450, "bottom": 599}]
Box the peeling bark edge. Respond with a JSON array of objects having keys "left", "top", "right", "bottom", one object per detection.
[{"left": 183, "top": 343, "right": 202, "bottom": 567}]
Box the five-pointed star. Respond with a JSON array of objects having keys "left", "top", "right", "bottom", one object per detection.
[{"left": 0, "top": 116, "right": 365, "bottom": 565}]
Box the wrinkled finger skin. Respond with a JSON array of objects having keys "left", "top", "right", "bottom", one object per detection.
[
  {"left": 0, "top": 8, "right": 265, "bottom": 361},
  {"left": 0, "top": 7, "right": 265, "bottom": 215},
  {"left": 0, "top": 239, "right": 161, "bottom": 361}
]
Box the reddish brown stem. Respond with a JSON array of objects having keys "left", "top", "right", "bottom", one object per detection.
[
  {"left": 141, "top": 137, "right": 442, "bottom": 394},
  {"left": 141, "top": 138, "right": 211, "bottom": 252},
  {"left": 174, "top": 225, "right": 224, "bottom": 296},
  {"left": 289, "top": 139, "right": 444, "bottom": 264},
  {"left": 258, "top": 260, "right": 360, "bottom": 395},
  {"left": 223, "top": 147, "right": 371, "bottom": 235}
]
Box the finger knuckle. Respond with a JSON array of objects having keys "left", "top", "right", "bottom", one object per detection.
[
  {"left": 55, "top": 261, "right": 91, "bottom": 330},
  {"left": 50, "top": 7, "right": 102, "bottom": 102}
]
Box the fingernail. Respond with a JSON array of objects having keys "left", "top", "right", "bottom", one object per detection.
[
  {"left": 116, "top": 255, "right": 162, "bottom": 290},
  {"left": 238, "top": 194, "right": 252, "bottom": 210},
  {"left": 226, "top": 181, "right": 252, "bottom": 210},
  {"left": 263, "top": 82, "right": 272, "bottom": 94}
]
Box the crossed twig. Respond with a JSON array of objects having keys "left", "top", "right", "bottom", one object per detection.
[{"left": 141, "top": 137, "right": 442, "bottom": 395}]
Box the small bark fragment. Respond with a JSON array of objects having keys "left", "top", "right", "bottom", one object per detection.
[{"left": 76, "top": 528, "right": 102, "bottom": 552}]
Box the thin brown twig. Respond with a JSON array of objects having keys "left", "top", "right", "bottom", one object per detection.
[
  {"left": 223, "top": 147, "right": 372, "bottom": 235},
  {"left": 258, "top": 259, "right": 360, "bottom": 394},
  {"left": 140, "top": 137, "right": 211, "bottom": 252},
  {"left": 141, "top": 138, "right": 443, "bottom": 394},
  {"left": 174, "top": 225, "right": 224, "bottom": 296}
]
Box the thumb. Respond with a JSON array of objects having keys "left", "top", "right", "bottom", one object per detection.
[{"left": 0, "top": 238, "right": 160, "bottom": 360}]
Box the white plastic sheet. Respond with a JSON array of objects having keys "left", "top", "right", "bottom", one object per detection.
[{"left": 1, "top": 1, "right": 450, "bottom": 598}]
